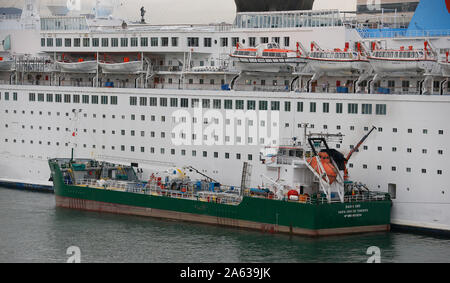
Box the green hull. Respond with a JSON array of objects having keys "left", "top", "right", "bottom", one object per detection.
[{"left": 50, "top": 162, "right": 392, "bottom": 236}]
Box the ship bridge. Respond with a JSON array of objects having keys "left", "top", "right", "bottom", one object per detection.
[{"left": 233, "top": 10, "right": 344, "bottom": 29}]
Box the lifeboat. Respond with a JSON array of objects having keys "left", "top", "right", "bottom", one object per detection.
[
  {"left": 368, "top": 42, "right": 437, "bottom": 75},
  {"left": 306, "top": 42, "right": 371, "bottom": 75},
  {"left": 56, "top": 59, "right": 98, "bottom": 73},
  {"left": 307, "top": 152, "right": 338, "bottom": 185},
  {"left": 99, "top": 58, "right": 143, "bottom": 74},
  {"left": 0, "top": 56, "right": 14, "bottom": 71},
  {"left": 230, "top": 42, "right": 304, "bottom": 73}
]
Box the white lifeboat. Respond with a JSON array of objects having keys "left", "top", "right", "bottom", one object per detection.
[
  {"left": 57, "top": 59, "right": 98, "bottom": 73},
  {"left": 99, "top": 57, "right": 143, "bottom": 74},
  {"left": 306, "top": 42, "right": 371, "bottom": 75},
  {"left": 0, "top": 56, "right": 14, "bottom": 71},
  {"left": 368, "top": 42, "right": 437, "bottom": 75},
  {"left": 230, "top": 42, "right": 304, "bottom": 73}
]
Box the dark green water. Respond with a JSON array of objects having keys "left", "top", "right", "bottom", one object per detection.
[{"left": 0, "top": 187, "right": 449, "bottom": 263}]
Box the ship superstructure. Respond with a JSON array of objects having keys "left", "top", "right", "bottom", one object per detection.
[{"left": 0, "top": 0, "right": 449, "bottom": 234}]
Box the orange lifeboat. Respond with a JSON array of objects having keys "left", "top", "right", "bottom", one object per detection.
[{"left": 307, "top": 152, "right": 338, "bottom": 184}]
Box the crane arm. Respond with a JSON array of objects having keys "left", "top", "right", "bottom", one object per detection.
[{"left": 346, "top": 126, "right": 377, "bottom": 161}]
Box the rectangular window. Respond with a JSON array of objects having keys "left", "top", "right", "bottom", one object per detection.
[
  {"left": 140, "top": 37, "right": 148, "bottom": 47},
  {"left": 92, "top": 38, "right": 99, "bottom": 47},
  {"left": 56, "top": 38, "right": 62, "bottom": 47},
  {"left": 236, "top": 100, "right": 244, "bottom": 110},
  {"left": 41, "top": 38, "right": 45, "bottom": 47},
  {"left": 111, "top": 96, "right": 118, "bottom": 105},
  {"left": 323, "top": 102, "right": 329, "bottom": 113},
  {"left": 140, "top": 97, "right": 148, "bottom": 106},
  {"left": 83, "top": 38, "right": 90, "bottom": 47},
  {"left": 46, "top": 38, "right": 53, "bottom": 47},
  {"left": 170, "top": 98, "right": 178, "bottom": 107},
  {"left": 297, "top": 102, "right": 303, "bottom": 112},
  {"left": 55, "top": 94, "right": 62, "bottom": 103},
  {"left": 111, "top": 38, "right": 118, "bottom": 47},
  {"left": 362, "top": 104, "right": 372, "bottom": 115},
  {"left": 64, "top": 38, "right": 71, "bottom": 47},
  {"left": 46, "top": 93, "right": 53, "bottom": 102},
  {"left": 224, "top": 100, "right": 233, "bottom": 110},
  {"left": 82, "top": 95, "right": 89, "bottom": 104},
  {"left": 181, "top": 98, "right": 189, "bottom": 108},
  {"left": 249, "top": 37, "right": 256, "bottom": 47},
  {"left": 213, "top": 99, "right": 221, "bottom": 109},
  {"left": 101, "top": 38, "right": 109, "bottom": 47},
  {"left": 91, "top": 95, "right": 98, "bottom": 104},
  {"left": 259, "top": 101, "right": 268, "bottom": 111},
  {"left": 130, "top": 97, "right": 137, "bottom": 106},
  {"left": 120, "top": 38, "right": 128, "bottom": 47},
  {"left": 151, "top": 37, "right": 158, "bottom": 46},
  {"left": 149, "top": 97, "right": 157, "bottom": 106},
  {"left": 160, "top": 98, "right": 167, "bottom": 107},
  {"left": 161, "top": 37, "right": 169, "bottom": 47},
  {"left": 187, "top": 37, "right": 199, "bottom": 47},
  {"left": 29, "top": 93, "right": 36, "bottom": 102},
  {"left": 271, "top": 101, "right": 280, "bottom": 111},
  {"left": 284, "top": 101, "right": 291, "bottom": 112},
  {"left": 247, "top": 100, "right": 256, "bottom": 110},
  {"left": 310, "top": 102, "right": 316, "bottom": 113},
  {"left": 376, "top": 104, "right": 387, "bottom": 115},
  {"left": 64, "top": 94, "right": 71, "bottom": 103},
  {"left": 171, "top": 37, "right": 178, "bottom": 47},
  {"left": 131, "top": 37, "right": 138, "bottom": 47},
  {"left": 220, "top": 37, "right": 228, "bottom": 47},
  {"left": 204, "top": 38, "right": 212, "bottom": 47},
  {"left": 74, "top": 38, "right": 80, "bottom": 47},
  {"left": 101, "top": 96, "right": 108, "bottom": 105},
  {"left": 348, "top": 103, "right": 358, "bottom": 114},
  {"left": 73, "top": 94, "right": 80, "bottom": 103}
]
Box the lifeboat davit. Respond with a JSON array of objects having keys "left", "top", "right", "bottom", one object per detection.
[
  {"left": 230, "top": 42, "right": 304, "bottom": 73},
  {"left": 306, "top": 42, "right": 370, "bottom": 75},
  {"left": 368, "top": 43, "right": 437, "bottom": 75},
  {"left": 440, "top": 52, "right": 450, "bottom": 77},
  {"left": 99, "top": 58, "right": 143, "bottom": 74},
  {"left": 57, "top": 59, "right": 98, "bottom": 73},
  {"left": 307, "top": 152, "right": 338, "bottom": 184},
  {"left": 0, "top": 56, "right": 14, "bottom": 71}
]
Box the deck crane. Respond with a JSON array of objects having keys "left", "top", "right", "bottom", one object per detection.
[{"left": 346, "top": 126, "right": 377, "bottom": 162}]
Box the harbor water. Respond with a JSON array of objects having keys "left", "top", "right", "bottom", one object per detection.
[{"left": 0, "top": 187, "right": 449, "bottom": 263}]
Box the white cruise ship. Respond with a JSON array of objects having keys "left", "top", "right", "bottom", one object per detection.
[{"left": 0, "top": 0, "right": 449, "bottom": 234}]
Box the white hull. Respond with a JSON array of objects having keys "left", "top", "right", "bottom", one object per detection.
[
  {"left": 57, "top": 61, "right": 98, "bottom": 73},
  {"left": 0, "top": 84, "right": 449, "bottom": 233},
  {"left": 99, "top": 61, "right": 143, "bottom": 74}
]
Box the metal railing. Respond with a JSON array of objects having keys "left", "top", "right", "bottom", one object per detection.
[{"left": 358, "top": 28, "right": 450, "bottom": 39}]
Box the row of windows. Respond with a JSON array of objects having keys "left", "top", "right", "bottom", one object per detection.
[
  {"left": 26, "top": 93, "right": 117, "bottom": 105},
  {"left": 128, "top": 97, "right": 388, "bottom": 115},
  {"left": 41, "top": 36, "right": 291, "bottom": 49},
  {"left": 353, "top": 163, "right": 444, "bottom": 175}
]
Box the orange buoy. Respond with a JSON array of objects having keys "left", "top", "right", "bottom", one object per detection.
[
  {"left": 123, "top": 57, "right": 130, "bottom": 62},
  {"left": 78, "top": 58, "right": 84, "bottom": 62}
]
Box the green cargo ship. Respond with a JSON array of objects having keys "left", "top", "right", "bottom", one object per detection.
[{"left": 49, "top": 156, "right": 391, "bottom": 236}]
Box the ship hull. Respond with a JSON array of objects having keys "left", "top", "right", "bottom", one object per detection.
[{"left": 50, "top": 162, "right": 391, "bottom": 237}]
